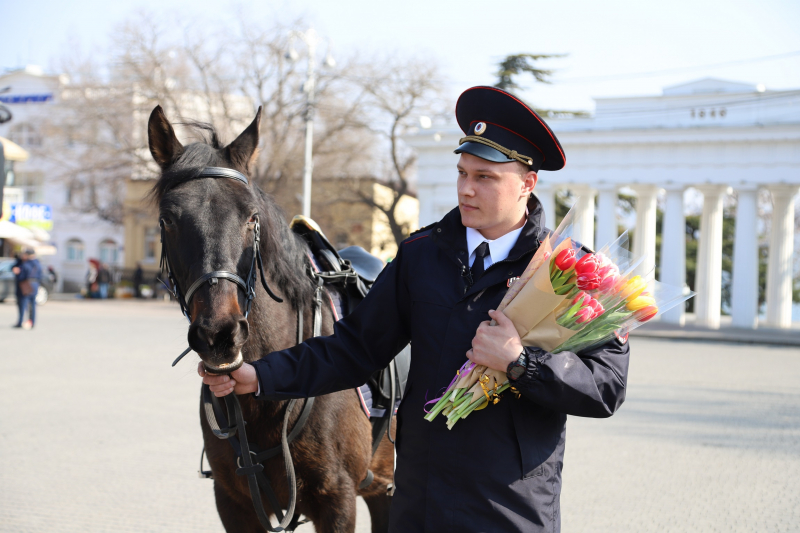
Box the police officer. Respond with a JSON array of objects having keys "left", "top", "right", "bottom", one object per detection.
[{"left": 200, "top": 86, "right": 630, "bottom": 532}]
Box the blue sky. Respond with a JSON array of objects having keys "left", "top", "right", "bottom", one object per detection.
[{"left": 3, "top": 0, "right": 800, "bottom": 111}]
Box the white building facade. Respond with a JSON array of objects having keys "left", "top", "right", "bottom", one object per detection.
[
  {"left": 406, "top": 79, "right": 800, "bottom": 330},
  {"left": 0, "top": 66, "right": 125, "bottom": 291}
]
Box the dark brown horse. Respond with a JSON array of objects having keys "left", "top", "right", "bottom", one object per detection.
[{"left": 147, "top": 106, "right": 394, "bottom": 533}]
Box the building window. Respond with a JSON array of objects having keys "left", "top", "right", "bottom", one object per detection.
[
  {"left": 66, "top": 239, "right": 85, "bottom": 262},
  {"left": 14, "top": 172, "right": 44, "bottom": 204},
  {"left": 144, "top": 227, "right": 158, "bottom": 262},
  {"left": 8, "top": 123, "right": 42, "bottom": 147},
  {"left": 99, "top": 239, "right": 119, "bottom": 265}
]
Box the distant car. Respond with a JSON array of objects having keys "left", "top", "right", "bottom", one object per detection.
[{"left": 0, "top": 258, "right": 54, "bottom": 305}]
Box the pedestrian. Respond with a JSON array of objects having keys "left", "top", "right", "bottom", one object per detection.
[
  {"left": 11, "top": 252, "right": 24, "bottom": 327},
  {"left": 200, "top": 86, "right": 630, "bottom": 532},
  {"left": 86, "top": 260, "right": 98, "bottom": 298},
  {"left": 47, "top": 265, "right": 58, "bottom": 286},
  {"left": 14, "top": 248, "right": 42, "bottom": 329},
  {"left": 97, "top": 263, "right": 112, "bottom": 299},
  {"left": 133, "top": 262, "right": 144, "bottom": 298}
]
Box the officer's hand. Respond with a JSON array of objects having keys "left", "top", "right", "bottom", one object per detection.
[
  {"left": 197, "top": 361, "right": 259, "bottom": 397},
  {"left": 466, "top": 309, "right": 524, "bottom": 373}
]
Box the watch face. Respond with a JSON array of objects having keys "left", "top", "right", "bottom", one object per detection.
[{"left": 508, "top": 364, "right": 525, "bottom": 380}]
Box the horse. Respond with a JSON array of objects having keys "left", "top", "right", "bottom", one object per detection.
[{"left": 147, "top": 105, "right": 395, "bottom": 533}]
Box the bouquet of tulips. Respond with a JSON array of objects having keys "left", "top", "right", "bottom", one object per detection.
[{"left": 424, "top": 203, "right": 694, "bottom": 429}]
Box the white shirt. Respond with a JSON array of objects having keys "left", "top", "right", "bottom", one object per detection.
[{"left": 466, "top": 223, "right": 526, "bottom": 271}]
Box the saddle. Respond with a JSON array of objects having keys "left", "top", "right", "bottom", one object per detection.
[{"left": 290, "top": 216, "right": 410, "bottom": 453}]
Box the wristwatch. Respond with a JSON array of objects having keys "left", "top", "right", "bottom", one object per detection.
[{"left": 507, "top": 351, "right": 527, "bottom": 381}]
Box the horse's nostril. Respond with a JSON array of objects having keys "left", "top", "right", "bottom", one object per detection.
[
  {"left": 232, "top": 318, "right": 249, "bottom": 345},
  {"left": 189, "top": 317, "right": 248, "bottom": 354},
  {"left": 197, "top": 327, "right": 214, "bottom": 348}
]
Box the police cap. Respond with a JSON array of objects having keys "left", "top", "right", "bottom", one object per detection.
[{"left": 453, "top": 86, "right": 566, "bottom": 172}]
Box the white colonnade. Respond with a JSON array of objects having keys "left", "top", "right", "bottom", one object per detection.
[{"left": 552, "top": 182, "right": 797, "bottom": 330}]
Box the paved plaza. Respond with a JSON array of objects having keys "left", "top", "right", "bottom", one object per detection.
[{"left": 1, "top": 299, "right": 798, "bottom": 532}]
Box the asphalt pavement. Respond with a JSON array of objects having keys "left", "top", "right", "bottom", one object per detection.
[{"left": 1, "top": 299, "right": 798, "bottom": 532}]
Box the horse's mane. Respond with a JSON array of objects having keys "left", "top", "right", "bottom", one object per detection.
[{"left": 149, "top": 122, "right": 315, "bottom": 310}]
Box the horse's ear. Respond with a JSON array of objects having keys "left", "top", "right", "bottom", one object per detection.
[
  {"left": 148, "top": 106, "right": 184, "bottom": 170},
  {"left": 226, "top": 106, "right": 262, "bottom": 172}
]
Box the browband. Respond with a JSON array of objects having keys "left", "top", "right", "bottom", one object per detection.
[{"left": 197, "top": 167, "right": 249, "bottom": 185}]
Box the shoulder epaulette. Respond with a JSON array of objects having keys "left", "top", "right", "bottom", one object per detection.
[{"left": 410, "top": 222, "right": 436, "bottom": 236}]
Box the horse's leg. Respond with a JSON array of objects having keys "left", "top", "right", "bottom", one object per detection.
[
  {"left": 213, "top": 481, "right": 264, "bottom": 533},
  {"left": 360, "top": 418, "right": 397, "bottom": 533},
  {"left": 362, "top": 493, "right": 391, "bottom": 533},
  {"left": 309, "top": 477, "right": 358, "bottom": 533}
]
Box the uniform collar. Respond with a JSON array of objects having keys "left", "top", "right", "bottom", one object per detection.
[{"left": 465, "top": 212, "right": 527, "bottom": 266}]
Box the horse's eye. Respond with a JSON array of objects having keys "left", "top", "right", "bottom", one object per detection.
[
  {"left": 160, "top": 216, "right": 173, "bottom": 227},
  {"left": 246, "top": 214, "right": 258, "bottom": 228}
]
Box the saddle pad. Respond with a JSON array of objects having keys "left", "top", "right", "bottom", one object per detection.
[{"left": 357, "top": 384, "right": 399, "bottom": 419}]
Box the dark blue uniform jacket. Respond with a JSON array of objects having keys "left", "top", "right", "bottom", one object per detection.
[{"left": 254, "top": 196, "right": 630, "bottom": 532}]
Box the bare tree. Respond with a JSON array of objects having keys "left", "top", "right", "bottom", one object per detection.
[
  {"left": 45, "top": 12, "right": 446, "bottom": 249},
  {"left": 333, "top": 57, "right": 446, "bottom": 247}
]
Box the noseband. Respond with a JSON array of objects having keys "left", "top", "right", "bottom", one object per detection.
[{"left": 158, "top": 167, "right": 284, "bottom": 365}]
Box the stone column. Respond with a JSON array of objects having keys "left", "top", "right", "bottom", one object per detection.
[
  {"left": 595, "top": 184, "right": 618, "bottom": 249},
  {"left": 569, "top": 184, "right": 596, "bottom": 250},
  {"left": 630, "top": 184, "right": 660, "bottom": 276},
  {"left": 765, "top": 185, "right": 800, "bottom": 328},
  {"left": 534, "top": 182, "right": 557, "bottom": 229},
  {"left": 660, "top": 184, "right": 686, "bottom": 325},
  {"left": 730, "top": 185, "right": 760, "bottom": 329},
  {"left": 694, "top": 185, "right": 729, "bottom": 330}
]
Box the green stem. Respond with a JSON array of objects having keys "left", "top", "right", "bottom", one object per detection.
[{"left": 424, "top": 388, "right": 462, "bottom": 421}]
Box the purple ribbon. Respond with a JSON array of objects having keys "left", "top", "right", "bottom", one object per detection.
[{"left": 423, "top": 360, "right": 476, "bottom": 413}]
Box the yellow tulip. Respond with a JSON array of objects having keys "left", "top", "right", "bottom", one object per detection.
[
  {"left": 627, "top": 295, "right": 656, "bottom": 311},
  {"left": 620, "top": 276, "right": 647, "bottom": 301}
]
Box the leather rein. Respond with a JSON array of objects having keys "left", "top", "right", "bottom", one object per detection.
[{"left": 160, "top": 166, "right": 310, "bottom": 532}]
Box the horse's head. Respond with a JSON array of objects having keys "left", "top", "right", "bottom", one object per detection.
[{"left": 148, "top": 105, "right": 265, "bottom": 373}]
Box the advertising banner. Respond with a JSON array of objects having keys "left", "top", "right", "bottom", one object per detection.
[{"left": 9, "top": 203, "right": 53, "bottom": 230}]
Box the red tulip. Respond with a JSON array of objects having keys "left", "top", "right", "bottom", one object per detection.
[
  {"left": 554, "top": 248, "right": 576, "bottom": 271},
  {"left": 597, "top": 264, "right": 619, "bottom": 279},
  {"left": 634, "top": 305, "right": 658, "bottom": 322},
  {"left": 575, "top": 254, "right": 600, "bottom": 275},
  {"left": 598, "top": 274, "right": 618, "bottom": 293},
  {"left": 572, "top": 291, "right": 588, "bottom": 306},
  {"left": 576, "top": 273, "right": 601, "bottom": 290},
  {"left": 588, "top": 298, "right": 604, "bottom": 316},
  {"left": 575, "top": 307, "right": 594, "bottom": 324}
]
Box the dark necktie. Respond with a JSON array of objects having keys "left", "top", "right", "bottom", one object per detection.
[{"left": 471, "top": 242, "right": 490, "bottom": 282}]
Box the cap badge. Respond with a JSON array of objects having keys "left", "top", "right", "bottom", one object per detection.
[{"left": 474, "top": 122, "right": 487, "bottom": 136}]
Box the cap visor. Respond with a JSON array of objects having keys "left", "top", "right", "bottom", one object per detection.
[{"left": 453, "top": 141, "right": 514, "bottom": 163}]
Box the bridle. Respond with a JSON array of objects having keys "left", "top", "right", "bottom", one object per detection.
[{"left": 158, "top": 167, "right": 284, "bottom": 367}]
